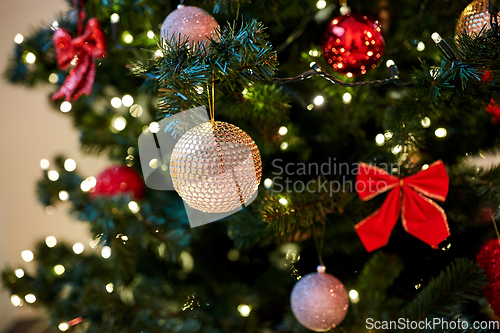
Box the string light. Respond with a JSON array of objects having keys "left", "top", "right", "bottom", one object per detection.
[
  {"left": 106, "top": 283, "right": 114, "bottom": 293},
  {"left": 110, "top": 13, "right": 120, "bottom": 23},
  {"left": 280, "top": 142, "right": 288, "bottom": 150},
  {"left": 342, "top": 92, "right": 352, "bottom": 104},
  {"left": 349, "top": 289, "right": 360, "bottom": 303},
  {"left": 237, "top": 304, "right": 252, "bottom": 317},
  {"left": 101, "top": 246, "right": 112, "bottom": 259},
  {"left": 25, "top": 294, "right": 36, "bottom": 304},
  {"left": 422, "top": 164, "right": 429, "bottom": 170},
  {"left": 386, "top": 59, "right": 395, "bottom": 67},
  {"left": 21, "top": 250, "right": 34, "bottom": 262},
  {"left": 15, "top": 269, "right": 24, "bottom": 278},
  {"left": 113, "top": 117, "right": 127, "bottom": 131},
  {"left": 80, "top": 180, "right": 91, "bottom": 192},
  {"left": 60, "top": 101, "right": 72, "bottom": 113},
  {"left": 49, "top": 73, "right": 59, "bottom": 83},
  {"left": 421, "top": 117, "right": 431, "bottom": 128},
  {"left": 111, "top": 97, "right": 122, "bottom": 108},
  {"left": 391, "top": 145, "right": 402, "bottom": 154},
  {"left": 122, "top": 95, "right": 134, "bottom": 107},
  {"left": 264, "top": 178, "right": 273, "bottom": 188},
  {"left": 307, "top": 104, "right": 314, "bottom": 110},
  {"left": 128, "top": 201, "right": 139, "bottom": 213},
  {"left": 154, "top": 49, "right": 164, "bottom": 58},
  {"left": 64, "top": 158, "right": 76, "bottom": 171},
  {"left": 58, "top": 323, "right": 69, "bottom": 332},
  {"left": 73, "top": 242, "right": 84, "bottom": 254},
  {"left": 40, "top": 159, "right": 50, "bottom": 170},
  {"left": 14, "top": 34, "right": 24, "bottom": 44},
  {"left": 375, "top": 134, "right": 385, "bottom": 146},
  {"left": 122, "top": 31, "right": 134, "bottom": 44},
  {"left": 309, "top": 50, "right": 320, "bottom": 57},
  {"left": 25, "top": 52, "right": 36, "bottom": 64},
  {"left": 435, "top": 128, "right": 447, "bottom": 138},
  {"left": 147, "top": 30, "right": 155, "bottom": 39},
  {"left": 11, "top": 295, "right": 22, "bottom": 307},
  {"left": 130, "top": 104, "right": 143, "bottom": 117},
  {"left": 54, "top": 264, "right": 65, "bottom": 275},
  {"left": 45, "top": 236, "right": 57, "bottom": 248},
  {"left": 416, "top": 41, "right": 425, "bottom": 51},
  {"left": 87, "top": 177, "right": 97, "bottom": 187},
  {"left": 279, "top": 198, "right": 288, "bottom": 205},
  {"left": 48, "top": 170, "right": 59, "bottom": 181},
  {"left": 384, "top": 131, "right": 393, "bottom": 140},
  {"left": 316, "top": 0, "right": 327, "bottom": 9},
  {"left": 149, "top": 122, "right": 160, "bottom": 133},
  {"left": 59, "top": 190, "right": 69, "bottom": 201},
  {"left": 313, "top": 95, "right": 324, "bottom": 106},
  {"left": 278, "top": 126, "right": 288, "bottom": 135}
]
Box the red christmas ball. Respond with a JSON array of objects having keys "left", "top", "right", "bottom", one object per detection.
[
  {"left": 91, "top": 165, "right": 145, "bottom": 200},
  {"left": 322, "top": 14, "right": 385, "bottom": 77},
  {"left": 477, "top": 239, "right": 500, "bottom": 316}
]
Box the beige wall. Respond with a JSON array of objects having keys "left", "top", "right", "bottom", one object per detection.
[{"left": 0, "top": 0, "right": 107, "bottom": 330}]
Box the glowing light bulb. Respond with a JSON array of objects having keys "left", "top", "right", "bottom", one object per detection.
[
  {"left": 60, "top": 101, "right": 72, "bottom": 112},
  {"left": 64, "top": 158, "right": 76, "bottom": 172},
  {"left": 59, "top": 190, "right": 69, "bottom": 201},
  {"left": 40, "top": 159, "right": 50, "bottom": 170},
  {"left": 149, "top": 122, "right": 160, "bottom": 133},
  {"left": 25, "top": 52, "right": 36, "bottom": 64},
  {"left": 54, "top": 264, "right": 65, "bottom": 275},
  {"left": 14, "top": 34, "right": 24, "bottom": 44},
  {"left": 278, "top": 126, "right": 288, "bottom": 135},
  {"left": 264, "top": 178, "right": 273, "bottom": 189},
  {"left": 422, "top": 164, "right": 429, "bottom": 170},
  {"left": 384, "top": 131, "right": 393, "bottom": 140},
  {"left": 316, "top": 0, "right": 327, "bottom": 9},
  {"left": 101, "top": 246, "right": 111, "bottom": 259},
  {"left": 15, "top": 269, "right": 24, "bottom": 278},
  {"left": 279, "top": 198, "right": 288, "bottom": 205},
  {"left": 21, "top": 250, "right": 34, "bottom": 262},
  {"left": 375, "top": 134, "right": 385, "bottom": 146},
  {"left": 435, "top": 128, "right": 447, "bottom": 138},
  {"left": 122, "top": 95, "right": 134, "bottom": 107},
  {"left": 25, "top": 294, "right": 36, "bottom": 304},
  {"left": 416, "top": 41, "right": 425, "bottom": 51},
  {"left": 154, "top": 49, "right": 164, "bottom": 58},
  {"left": 113, "top": 117, "right": 127, "bottom": 131},
  {"left": 147, "top": 30, "right": 155, "bottom": 39},
  {"left": 58, "top": 323, "right": 69, "bottom": 332},
  {"left": 431, "top": 32, "right": 442, "bottom": 43},
  {"left": 342, "top": 92, "right": 352, "bottom": 104},
  {"left": 421, "top": 117, "right": 431, "bottom": 128},
  {"left": 280, "top": 142, "right": 288, "bottom": 150},
  {"left": 48, "top": 170, "right": 59, "bottom": 181},
  {"left": 87, "top": 176, "right": 97, "bottom": 188},
  {"left": 349, "top": 289, "right": 360, "bottom": 303},
  {"left": 49, "top": 73, "right": 59, "bottom": 83},
  {"left": 391, "top": 145, "right": 402, "bottom": 154},
  {"left": 386, "top": 59, "right": 395, "bottom": 67},
  {"left": 45, "top": 236, "right": 57, "bottom": 248},
  {"left": 11, "top": 295, "right": 22, "bottom": 307},
  {"left": 111, "top": 97, "right": 122, "bottom": 108},
  {"left": 130, "top": 104, "right": 143, "bottom": 117},
  {"left": 123, "top": 32, "right": 134, "bottom": 44},
  {"left": 110, "top": 13, "right": 120, "bottom": 23},
  {"left": 307, "top": 104, "right": 314, "bottom": 110},
  {"left": 106, "top": 283, "right": 114, "bottom": 293},
  {"left": 73, "top": 242, "right": 84, "bottom": 254},
  {"left": 128, "top": 201, "right": 139, "bottom": 213},
  {"left": 313, "top": 95, "right": 324, "bottom": 106},
  {"left": 237, "top": 304, "right": 251, "bottom": 317},
  {"left": 80, "top": 180, "right": 91, "bottom": 192}
]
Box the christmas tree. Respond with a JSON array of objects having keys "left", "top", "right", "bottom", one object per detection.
[{"left": 3, "top": 0, "right": 500, "bottom": 332}]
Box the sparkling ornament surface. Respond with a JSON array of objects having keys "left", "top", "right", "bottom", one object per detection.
[
  {"left": 160, "top": 6, "right": 219, "bottom": 45},
  {"left": 322, "top": 14, "right": 385, "bottom": 77},
  {"left": 91, "top": 165, "right": 145, "bottom": 200},
  {"left": 456, "top": 0, "right": 500, "bottom": 37},
  {"left": 290, "top": 270, "right": 349, "bottom": 332},
  {"left": 477, "top": 239, "right": 500, "bottom": 316},
  {"left": 170, "top": 121, "right": 262, "bottom": 213}
]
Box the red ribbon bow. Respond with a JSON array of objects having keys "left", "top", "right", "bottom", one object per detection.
[
  {"left": 52, "top": 18, "right": 106, "bottom": 101},
  {"left": 355, "top": 160, "right": 450, "bottom": 252}
]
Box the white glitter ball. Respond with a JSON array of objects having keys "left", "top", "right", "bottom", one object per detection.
[
  {"left": 170, "top": 121, "right": 262, "bottom": 213},
  {"left": 290, "top": 272, "right": 349, "bottom": 332},
  {"left": 160, "top": 6, "right": 219, "bottom": 45}
]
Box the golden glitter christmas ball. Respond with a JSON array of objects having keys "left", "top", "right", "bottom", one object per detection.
[
  {"left": 456, "top": 0, "right": 500, "bottom": 37},
  {"left": 160, "top": 5, "right": 219, "bottom": 45},
  {"left": 170, "top": 121, "right": 262, "bottom": 213}
]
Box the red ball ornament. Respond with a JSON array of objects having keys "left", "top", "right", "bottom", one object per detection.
[
  {"left": 322, "top": 14, "right": 385, "bottom": 77},
  {"left": 91, "top": 165, "right": 145, "bottom": 200},
  {"left": 477, "top": 239, "right": 500, "bottom": 316}
]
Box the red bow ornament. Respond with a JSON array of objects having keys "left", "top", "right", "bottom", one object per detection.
[
  {"left": 355, "top": 160, "right": 450, "bottom": 252},
  {"left": 52, "top": 18, "right": 106, "bottom": 101}
]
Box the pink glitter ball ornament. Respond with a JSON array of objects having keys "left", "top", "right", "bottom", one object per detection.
[
  {"left": 160, "top": 5, "right": 219, "bottom": 45},
  {"left": 290, "top": 266, "right": 349, "bottom": 332}
]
